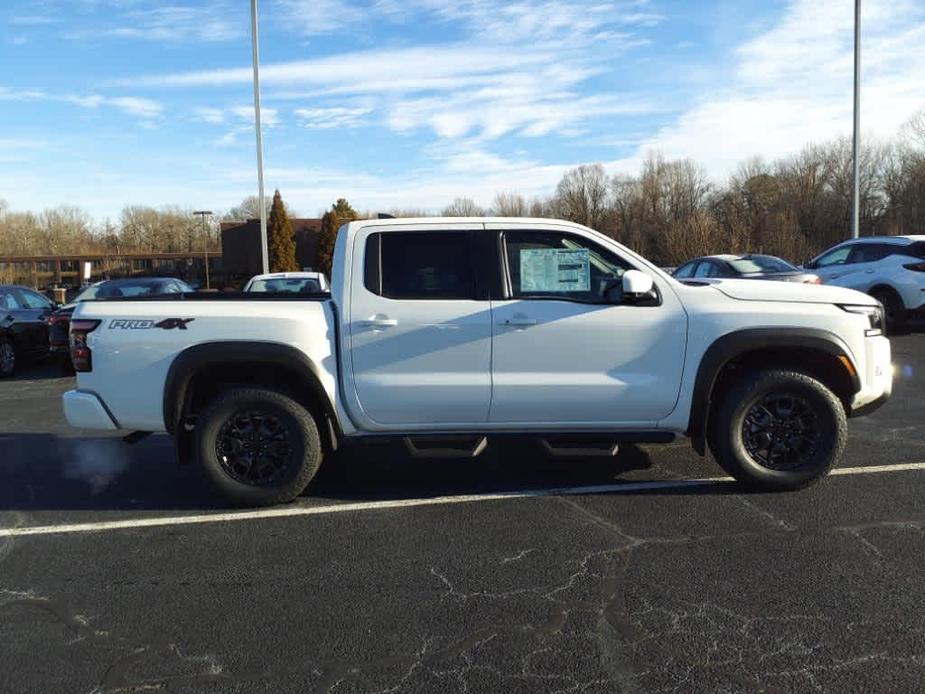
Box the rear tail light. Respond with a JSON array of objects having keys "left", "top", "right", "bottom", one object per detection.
[
  {"left": 47, "top": 313, "right": 69, "bottom": 326},
  {"left": 903, "top": 262, "right": 925, "bottom": 272},
  {"left": 69, "top": 319, "right": 100, "bottom": 372}
]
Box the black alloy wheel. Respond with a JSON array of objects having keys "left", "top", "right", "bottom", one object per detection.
[{"left": 741, "top": 393, "right": 821, "bottom": 471}]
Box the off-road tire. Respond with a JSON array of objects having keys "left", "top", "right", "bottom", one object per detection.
[
  {"left": 196, "top": 387, "right": 322, "bottom": 506},
  {"left": 708, "top": 369, "right": 847, "bottom": 491}
]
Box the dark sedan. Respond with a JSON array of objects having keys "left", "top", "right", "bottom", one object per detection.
[
  {"left": 48, "top": 277, "right": 193, "bottom": 365},
  {"left": 672, "top": 254, "right": 822, "bottom": 284},
  {"left": 0, "top": 285, "right": 57, "bottom": 377}
]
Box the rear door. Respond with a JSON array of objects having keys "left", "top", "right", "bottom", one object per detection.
[
  {"left": 487, "top": 224, "right": 687, "bottom": 425},
  {"left": 345, "top": 224, "right": 493, "bottom": 427},
  {"left": 11, "top": 288, "right": 52, "bottom": 355}
]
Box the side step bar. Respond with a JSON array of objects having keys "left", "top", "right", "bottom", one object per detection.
[
  {"left": 403, "top": 435, "right": 488, "bottom": 459},
  {"left": 539, "top": 437, "right": 620, "bottom": 458}
]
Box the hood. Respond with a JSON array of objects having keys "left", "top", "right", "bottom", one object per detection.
[{"left": 701, "top": 278, "right": 877, "bottom": 305}]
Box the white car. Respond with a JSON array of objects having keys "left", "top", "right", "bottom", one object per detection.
[
  {"left": 806, "top": 235, "right": 925, "bottom": 331},
  {"left": 63, "top": 218, "right": 892, "bottom": 506},
  {"left": 243, "top": 271, "right": 329, "bottom": 294}
]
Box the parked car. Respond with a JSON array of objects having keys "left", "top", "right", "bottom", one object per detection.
[
  {"left": 0, "top": 284, "right": 56, "bottom": 377},
  {"left": 673, "top": 254, "right": 821, "bottom": 284},
  {"left": 63, "top": 218, "right": 891, "bottom": 506},
  {"left": 48, "top": 277, "right": 193, "bottom": 367},
  {"left": 243, "top": 271, "right": 330, "bottom": 293},
  {"left": 804, "top": 235, "right": 925, "bottom": 332}
]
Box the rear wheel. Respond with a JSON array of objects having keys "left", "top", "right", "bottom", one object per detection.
[
  {"left": 708, "top": 369, "right": 846, "bottom": 491},
  {"left": 0, "top": 338, "right": 15, "bottom": 378},
  {"left": 196, "top": 387, "right": 322, "bottom": 506},
  {"left": 870, "top": 288, "right": 906, "bottom": 335}
]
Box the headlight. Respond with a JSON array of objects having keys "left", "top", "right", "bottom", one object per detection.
[{"left": 839, "top": 304, "right": 884, "bottom": 336}]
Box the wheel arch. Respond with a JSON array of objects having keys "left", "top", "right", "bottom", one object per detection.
[
  {"left": 686, "top": 328, "right": 861, "bottom": 455},
  {"left": 164, "top": 341, "right": 342, "bottom": 454}
]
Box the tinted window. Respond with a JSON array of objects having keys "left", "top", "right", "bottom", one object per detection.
[
  {"left": 674, "top": 262, "right": 696, "bottom": 278},
  {"left": 0, "top": 290, "right": 20, "bottom": 310},
  {"left": 504, "top": 230, "right": 630, "bottom": 303},
  {"left": 17, "top": 289, "right": 52, "bottom": 309},
  {"left": 368, "top": 232, "right": 475, "bottom": 300},
  {"left": 848, "top": 243, "right": 892, "bottom": 263},
  {"left": 694, "top": 262, "right": 717, "bottom": 278},
  {"left": 249, "top": 278, "right": 321, "bottom": 293},
  {"left": 814, "top": 245, "right": 852, "bottom": 267}
]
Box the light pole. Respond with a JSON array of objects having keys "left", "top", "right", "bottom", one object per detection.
[
  {"left": 250, "top": 0, "right": 269, "bottom": 273},
  {"left": 194, "top": 210, "right": 213, "bottom": 289},
  {"left": 851, "top": 0, "right": 861, "bottom": 239}
]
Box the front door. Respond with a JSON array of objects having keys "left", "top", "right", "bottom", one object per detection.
[
  {"left": 488, "top": 226, "right": 687, "bottom": 426},
  {"left": 347, "top": 225, "right": 492, "bottom": 428}
]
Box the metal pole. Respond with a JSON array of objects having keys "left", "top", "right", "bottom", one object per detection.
[
  {"left": 851, "top": 0, "right": 861, "bottom": 239},
  {"left": 194, "top": 211, "right": 213, "bottom": 289},
  {"left": 250, "top": 0, "right": 269, "bottom": 273}
]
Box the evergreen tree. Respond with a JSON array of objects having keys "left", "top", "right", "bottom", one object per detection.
[
  {"left": 267, "top": 190, "right": 298, "bottom": 272},
  {"left": 317, "top": 198, "right": 358, "bottom": 278}
]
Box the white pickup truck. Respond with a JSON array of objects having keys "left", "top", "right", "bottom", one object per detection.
[{"left": 63, "top": 218, "right": 893, "bottom": 505}]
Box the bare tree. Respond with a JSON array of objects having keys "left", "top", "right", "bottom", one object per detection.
[
  {"left": 552, "top": 163, "right": 609, "bottom": 229},
  {"left": 491, "top": 191, "right": 529, "bottom": 217},
  {"left": 442, "top": 197, "right": 485, "bottom": 217}
]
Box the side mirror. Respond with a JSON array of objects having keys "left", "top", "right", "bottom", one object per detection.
[{"left": 621, "top": 270, "right": 660, "bottom": 306}]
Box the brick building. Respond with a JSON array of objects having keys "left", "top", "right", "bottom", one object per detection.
[{"left": 221, "top": 218, "right": 322, "bottom": 278}]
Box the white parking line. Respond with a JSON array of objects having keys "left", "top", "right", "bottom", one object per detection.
[{"left": 2, "top": 461, "right": 924, "bottom": 539}]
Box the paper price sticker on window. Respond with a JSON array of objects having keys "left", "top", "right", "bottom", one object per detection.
[{"left": 519, "top": 248, "right": 590, "bottom": 292}]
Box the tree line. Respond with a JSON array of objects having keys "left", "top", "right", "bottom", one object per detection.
[{"left": 3, "top": 111, "right": 924, "bottom": 269}]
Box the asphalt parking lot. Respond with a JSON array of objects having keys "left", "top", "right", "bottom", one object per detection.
[{"left": 1, "top": 336, "right": 924, "bottom": 693}]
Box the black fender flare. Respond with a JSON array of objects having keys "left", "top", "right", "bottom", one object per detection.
[
  {"left": 686, "top": 328, "right": 860, "bottom": 455},
  {"left": 163, "top": 341, "right": 341, "bottom": 440}
]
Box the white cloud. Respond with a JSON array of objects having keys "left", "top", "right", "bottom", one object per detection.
[
  {"left": 1, "top": 87, "right": 162, "bottom": 119},
  {"left": 231, "top": 105, "right": 279, "bottom": 127},
  {"left": 295, "top": 107, "right": 372, "bottom": 129},
  {"left": 65, "top": 3, "right": 244, "bottom": 43},
  {"left": 613, "top": 0, "right": 925, "bottom": 176},
  {"left": 274, "top": 0, "right": 363, "bottom": 35},
  {"left": 193, "top": 107, "right": 225, "bottom": 124}
]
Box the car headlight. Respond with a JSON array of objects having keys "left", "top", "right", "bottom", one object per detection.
[{"left": 839, "top": 304, "right": 884, "bottom": 336}]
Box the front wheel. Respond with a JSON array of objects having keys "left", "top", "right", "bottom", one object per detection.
[
  {"left": 870, "top": 289, "right": 905, "bottom": 335},
  {"left": 0, "top": 338, "right": 15, "bottom": 378},
  {"left": 709, "top": 370, "right": 847, "bottom": 491},
  {"left": 196, "top": 387, "right": 322, "bottom": 506}
]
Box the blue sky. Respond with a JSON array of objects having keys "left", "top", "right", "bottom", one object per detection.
[{"left": 2, "top": 0, "right": 924, "bottom": 219}]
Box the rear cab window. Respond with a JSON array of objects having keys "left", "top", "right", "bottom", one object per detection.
[{"left": 365, "top": 231, "right": 476, "bottom": 300}]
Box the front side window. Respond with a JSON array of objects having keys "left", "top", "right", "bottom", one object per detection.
[
  {"left": 814, "top": 246, "right": 852, "bottom": 268},
  {"left": 504, "top": 230, "right": 631, "bottom": 303},
  {"left": 0, "top": 291, "right": 20, "bottom": 310},
  {"left": 674, "top": 262, "right": 696, "bottom": 278},
  {"left": 366, "top": 231, "right": 475, "bottom": 300}
]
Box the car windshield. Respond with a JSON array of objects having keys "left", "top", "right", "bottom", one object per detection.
[
  {"left": 74, "top": 281, "right": 163, "bottom": 300},
  {"left": 248, "top": 278, "right": 321, "bottom": 293},
  {"left": 728, "top": 256, "right": 797, "bottom": 274}
]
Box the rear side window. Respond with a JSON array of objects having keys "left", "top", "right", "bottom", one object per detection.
[
  {"left": 0, "top": 291, "right": 19, "bottom": 310},
  {"left": 848, "top": 243, "right": 892, "bottom": 263},
  {"left": 365, "top": 231, "right": 475, "bottom": 300}
]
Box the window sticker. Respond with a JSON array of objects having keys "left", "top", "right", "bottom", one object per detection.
[{"left": 519, "top": 248, "right": 590, "bottom": 292}]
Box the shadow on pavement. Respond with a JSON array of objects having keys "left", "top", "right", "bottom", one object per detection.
[{"left": 0, "top": 430, "right": 732, "bottom": 512}]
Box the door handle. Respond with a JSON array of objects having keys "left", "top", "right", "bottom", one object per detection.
[
  {"left": 830, "top": 273, "right": 840, "bottom": 279},
  {"left": 499, "top": 318, "right": 537, "bottom": 327},
  {"left": 865, "top": 268, "right": 874, "bottom": 274},
  {"left": 359, "top": 317, "right": 398, "bottom": 328}
]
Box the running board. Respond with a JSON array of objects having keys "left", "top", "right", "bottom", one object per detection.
[
  {"left": 403, "top": 435, "right": 488, "bottom": 459},
  {"left": 539, "top": 437, "right": 620, "bottom": 458}
]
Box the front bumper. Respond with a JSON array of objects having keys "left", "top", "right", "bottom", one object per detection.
[
  {"left": 62, "top": 390, "right": 119, "bottom": 430},
  {"left": 849, "top": 335, "right": 893, "bottom": 416}
]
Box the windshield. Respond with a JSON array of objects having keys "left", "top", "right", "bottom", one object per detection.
[
  {"left": 728, "top": 256, "right": 797, "bottom": 274},
  {"left": 248, "top": 278, "right": 321, "bottom": 293},
  {"left": 74, "top": 281, "right": 164, "bottom": 301}
]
